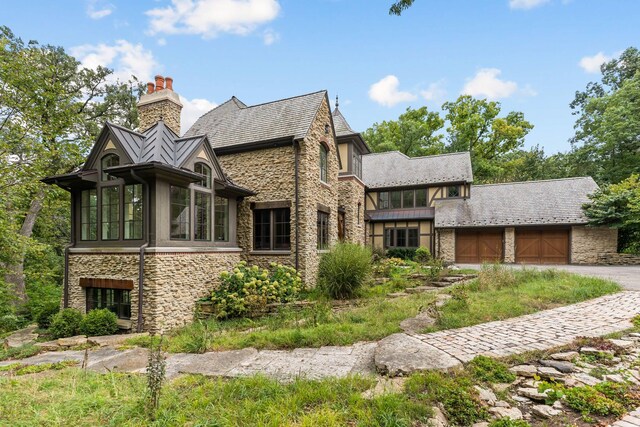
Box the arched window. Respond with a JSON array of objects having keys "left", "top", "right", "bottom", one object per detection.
[
  {"left": 101, "top": 154, "right": 119, "bottom": 181},
  {"left": 319, "top": 144, "right": 328, "bottom": 183},
  {"left": 194, "top": 162, "right": 212, "bottom": 188}
]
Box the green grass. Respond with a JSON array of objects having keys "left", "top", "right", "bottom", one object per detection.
[
  {"left": 0, "top": 343, "right": 41, "bottom": 361},
  {"left": 424, "top": 267, "right": 620, "bottom": 332},
  {"left": 0, "top": 369, "right": 430, "bottom": 426}
]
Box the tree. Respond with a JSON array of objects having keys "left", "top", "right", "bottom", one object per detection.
[
  {"left": 570, "top": 47, "right": 640, "bottom": 184},
  {"left": 362, "top": 106, "right": 445, "bottom": 157},
  {"left": 442, "top": 95, "right": 534, "bottom": 182},
  {"left": 389, "top": 0, "right": 416, "bottom": 15},
  {"left": 0, "top": 26, "right": 141, "bottom": 306},
  {"left": 583, "top": 174, "right": 640, "bottom": 253}
]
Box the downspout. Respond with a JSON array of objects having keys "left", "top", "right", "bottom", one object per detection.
[
  {"left": 293, "top": 138, "right": 300, "bottom": 271},
  {"left": 130, "top": 170, "right": 150, "bottom": 333},
  {"left": 63, "top": 184, "right": 76, "bottom": 309}
]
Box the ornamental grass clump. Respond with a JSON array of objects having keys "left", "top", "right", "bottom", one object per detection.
[
  {"left": 318, "top": 243, "right": 372, "bottom": 299},
  {"left": 212, "top": 261, "right": 303, "bottom": 319}
]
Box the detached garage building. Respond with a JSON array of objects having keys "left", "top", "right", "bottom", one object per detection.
[{"left": 434, "top": 177, "right": 618, "bottom": 265}]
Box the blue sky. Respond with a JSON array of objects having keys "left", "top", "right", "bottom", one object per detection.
[{"left": 3, "top": 0, "right": 639, "bottom": 153}]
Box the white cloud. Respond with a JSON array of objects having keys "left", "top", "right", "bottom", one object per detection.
[
  {"left": 157, "top": 38, "right": 167, "bottom": 46},
  {"left": 262, "top": 28, "right": 279, "bottom": 45},
  {"left": 462, "top": 68, "right": 519, "bottom": 100},
  {"left": 420, "top": 80, "right": 447, "bottom": 102},
  {"left": 146, "top": 0, "right": 281, "bottom": 39},
  {"left": 180, "top": 96, "right": 217, "bottom": 133},
  {"left": 87, "top": 0, "right": 114, "bottom": 19},
  {"left": 579, "top": 52, "right": 611, "bottom": 74},
  {"left": 368, "top": 75, "right": 417, "bottom": 107},
  {"left": 71, "top": 40, "right": 159, "bottom": 84},
  {"left": 508, "top": 0, "right": 550, "bottom": 9}
]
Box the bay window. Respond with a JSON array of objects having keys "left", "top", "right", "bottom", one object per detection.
[
  {"left": 101, "top": 186, "right": 119, "bottom": 240},
  {"left": 81, "top": 189, "right": 97, "bottom": 241}
]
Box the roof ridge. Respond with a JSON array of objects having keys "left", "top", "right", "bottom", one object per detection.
[
  {"left": 473, "top": 176, "right": 595, "bottom": 188},
  {"left": 107, "top": 121, "right": 146, "bottom": 138},
  {"left": 363, "top": 150, "right": 470, "bottom": 160},
  {"left": 243, "top": 89, "right": 327, "bottom": 109}
]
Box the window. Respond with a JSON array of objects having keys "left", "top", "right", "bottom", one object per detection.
[
  {"left": 415, "top": 189, "right": 427, "bottom": 207},
  {"left": 353, "top": 151, "right": 362, "bottom": 178},
  {"left": 448, "top": 186, "right": 460, "bottom": 198},
  {"left": 80, "top": 189, "right": 97, "bottom": 241},
  {"left": 384, "top": 228, "right": 419, "bottom": 248},
  {"left": 124, "top": 184, "right": 143, "bottom": 240},
  {"left": 390, "top": 191, "right": 402, "bottom": 209},
  {"left": 86, "top": 288, "right": 131, "bottom": 319},
  {"left": 253, "top": 208, "right": 290, "bottom": 250},
  {"left": 378, "top": 192, "right": 389, "bottom": 210},
  {"left": 101, "top": 186, "right": 119, "bottom": 240},
  {"left": 319, "top": 144, "right": 328, "bottom": 183},
  {"left": 402, "top": 190, "right": 414, "bottom": 208},
  {"left": 194, "top": 162, "right": 212, "bottom": 188},
  {"left": 214, "top": 196, "right": 229, "bottom": 242},
  {"left": 170, "top": 186, "right": 190, "bottom": 240},
  {"left": 101, "top": 154, "right": 119, "bottom": 181},
  {"left": 317, "top": 211, "right": 329, "bottom": 250},
  {"left": 194, "top": 192, "right": 211, "bottom": 241}
]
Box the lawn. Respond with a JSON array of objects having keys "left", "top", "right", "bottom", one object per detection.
[{"left": 128, "top": 264, "right": 620, "bottom": 353}]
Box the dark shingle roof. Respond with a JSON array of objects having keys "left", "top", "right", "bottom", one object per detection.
[
  {"left": 362, "top": 151, "right": 473, "bottom": 189},
  {"left": 184, "top": 91, "right": 328, "bottom": 149},
  {"left": 332, "top": 107, "right": 356, "bottom": 137},
  {"left": 434, "top": 177, "right": 599, "bottom": 228}
]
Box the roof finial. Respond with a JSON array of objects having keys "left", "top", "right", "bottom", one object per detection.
[{"left": 335, "top": 94, "right": 339, "bottom": 109}]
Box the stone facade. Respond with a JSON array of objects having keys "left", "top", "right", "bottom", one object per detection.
[
  {"left": 67, "top": 250, "right": 241, "bottom": 333},
  {"left": 571, "top": 226, "right": 618, "bottom": 264},
  {"left": 436, "top": 229, "right": 456, "bottom": 263},
  {"left": 338, "top": 176, "right": 367, "bottom": 245},
  {"left": 597, "top": 252, "right": 640, "bottom": 265},
  {"left": 504, "top": 227, "right": 515, "bottom": 263},
  {"left": 137, "top": 89, "right": 182, "bottom": 135}
]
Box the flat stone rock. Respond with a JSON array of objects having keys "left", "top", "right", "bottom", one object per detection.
[
  {"left": 176, "top": 348, "right": 259, "bottom": 377},
  {"left": 517, "top": 387, "right": 549, "bottom": 402},
  {"left": 429, "top": 406, "right": 449, "bottom": 427},
  {"left": 603, "top": 374, "right": 628, "bottom": 384},
  {"left": 472, "top": 423, "right": 489, "bottom": 427},
  {"left": 374, "top": 333, "right": 461, "bottom": 376},
  {"left": 570, "top": 372, "right": 603, "bottom": 386},
  {"left": 489, "top": 406, "right": 523, "bottom": 420},
  {"left": 550, "top": 351, "right": 579, "bottom": 361},
  {"left": 610, "top": 339, "right": 635, "bottom": 349},
  {"left": 34, "top": 340, "right": 60, "bottom": 351},
  {"left": 57, "top": 335, "right": 87, "bottom": 347},
  {"left": 87, "top": 347, "right": 149, "bottom": 373},
  {"left": 3, "top": 326, "right": 38, "bottom": 348},
  {"left": 510, "top": 365, "right": 538, "bottom": 377},
  {"left": 532, "top": 404, "right": 562, "bottom": 418},
  {"left": 537, "top": 366, "right": 566, "bottom": 379},
  {"left": 434, "top": 294, "right": 452, "bottom": 308},
  {"left": 405, "top": 286, "right": 438, "bottom": 294},
  {"left": 399, "top": 312, "right": 436, "bottom": 333},
  {"left": 474, "top": 385, "right": 497, "bottom": 406},
  {"left": 494, "top": 401, "right": 511, "bottom": 408},
  {"left": 581, "top": 346, "right": 614, "bottom": 356},
  {"left": 387, "top": 292, "right": 409, "bottom": 298},
  {"left": 540, "top": 359, "right": 576, "bottom": 373},
  {"left": 88, "top": 332, "right": 148, "bottom": 347},
  {"left": 361, "top": 378, "right": 406, "bottom": 399}
]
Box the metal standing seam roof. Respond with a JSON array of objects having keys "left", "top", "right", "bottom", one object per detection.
[
  {"left": 367, "top": 208, "right": 435, "bottom": 221},
  {"left": 184, "top": 91, "right": 328, "bottom": 149},
  {"left": 434, "top": 177, "right": 599, "bottom": 228},
  {"left": 361, "top": 151, "right": 473, "bottom": 189}
]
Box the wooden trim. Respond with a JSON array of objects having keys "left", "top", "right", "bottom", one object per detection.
[
  {"left": 80, "top": 277, "right": 134, "bottom": 290},
  {"left": 250, "top": 200, "right": 291, "bottom": 210}
]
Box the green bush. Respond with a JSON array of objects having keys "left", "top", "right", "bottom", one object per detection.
[
  {"left": 79, "top": 309, "right": 118, "bottom": 336},
  {"left": 386, "top": 247, "right": 416, "bottom": 260},
  {"left": 467, "top": 355, "right": 516, "bottom": 384},
  {"left": 36, "top": 302, "right": 60, "bottom": 329},
  {"left": 49, "top": 308, "right": 84, "bottom": 339},
  {"left": 0, "top": 314, "right": 19, "bottom": 333},
  {"left": 477, "top": 264, "right": 517, "bottom": 290},
  {"left": 212, "top": 261, "right": 303, "bottom": 318},
  {"left": 564, "top": 385, "right": 625, "bottom": 416},
  {"left": 372, "top": 257, "right": 406, "bottom": 277},
  {"left": 414, "top": 246, "right": 431, "bottom": 263},
  {"left": 318, "top": 243, "right": 372, "bottom": 299},
  {"left": 426, "top": 257, "right": 444, "bottom": 280}
]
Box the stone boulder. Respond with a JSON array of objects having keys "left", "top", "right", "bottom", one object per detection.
[{"left": 374, "top": 333, "right": 461, "bottom": 376}]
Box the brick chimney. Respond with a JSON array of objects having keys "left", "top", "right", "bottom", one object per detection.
[{"left": 137, "top": 74, "right": 183, "bottom": 135}]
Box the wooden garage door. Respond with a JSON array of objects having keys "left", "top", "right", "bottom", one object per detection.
[
  {"left": 515, "top": 229, "right": 569, "bottom": 264},
  {"left": 455, "top": 229, "right": 504, "bottom": 263}
]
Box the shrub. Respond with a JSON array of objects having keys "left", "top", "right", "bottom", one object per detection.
[
  {"left": 49, "top": 308, "right": 84, "bottom": 339},
  {"left": 372, "top": 257, "right": 405, "bottom": 277},
  {"left": 386, "top": 247, "right": 416, "bottom": 260},
  {"left": 212, "top": 261, "right": 303, "bottom": 318},
  {"left": 563, "top": 385, "right": 625, "bottom": 416},
  {"left": 79, "top": 309, "right": 118, "bottom": 336},
  {"left": 36, "top": 302, "right": 60, "bottom": 329},
  {"left": 318, "top": 243, "right": 372, "bottom": 299},
  {"left": 467, "top": 355, "right": 516, "bottom": 384},
  {"left": 0, "top": 314, "right": 19, "bottom": 333},
  {"left": 477, "top": 264, "right": 517, "bottom": 290},
  {"left": 414, "top": 246, "right": 432, "bottom": 263},
  {"left": 425, "top": 258, "right": 444, "bottom": 280}
]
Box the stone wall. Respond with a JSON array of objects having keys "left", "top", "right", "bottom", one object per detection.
[
  {"left": 137, "top": 89, "right": 182, "bottom": 135},
  {"left": 67, "top": 250, "right": 241, "bottom": 333},
  {"left": 504, "top": 227, "right": 515, "bottom": 263},
  {"left": 337, "top": 176, "right": 366, "bottom": 245},
  {"left": 596, "top": 252, "right": 640, "bottom": 265},
  {"left": 570, "top": 226, "right": 618, "bottom": 264},
  {"left": 436, "top": 229, "right": 456, "bottom": 263}
]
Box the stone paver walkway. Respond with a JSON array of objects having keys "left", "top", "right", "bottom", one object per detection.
[
  {"left": 4, "top": 292, "right": 640, "bottom": 380},
  {"left": 611, "top": 407, "right": 640, "bottom": 427}
]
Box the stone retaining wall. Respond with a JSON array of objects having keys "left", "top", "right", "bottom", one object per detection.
[
  {"left": 570, "top": 225, "right": 618, "bottom": 264},
  {"left": 596, "top": 252, "right": 640, "bottom": 265}
]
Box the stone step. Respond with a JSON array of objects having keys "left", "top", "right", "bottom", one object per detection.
[{"left": 405, "top": 286, "right": 439, "bottom": 294}]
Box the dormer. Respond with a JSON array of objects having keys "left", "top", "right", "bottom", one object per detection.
[{"left": 332, "top": 97, "right": 370, "bottom": 180}]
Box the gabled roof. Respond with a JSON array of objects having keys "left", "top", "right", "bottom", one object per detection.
[
  {"left": 434, "top": 177, "right": 599, "bottom": 228},
  {"left": 362, "top": 151, "right": 473, "bottom": 189},
  {"left": 184, "top": 90, "right": 328, "bottom": 149}
]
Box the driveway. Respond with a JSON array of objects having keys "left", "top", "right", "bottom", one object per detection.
[{"left": 456, "top": 263, "right": 640, "bottom": 291}]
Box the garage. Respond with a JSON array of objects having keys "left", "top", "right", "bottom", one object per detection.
[
  {"left": 455, "top": 229, "right": 504, "bottom": 263},
  {"left": 515, "top": 229, "right": 569, "bottom": 264}
]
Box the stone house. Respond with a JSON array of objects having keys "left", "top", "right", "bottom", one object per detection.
[{"left": 43, "top": 75, "right": 617, "bottom": 333}]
